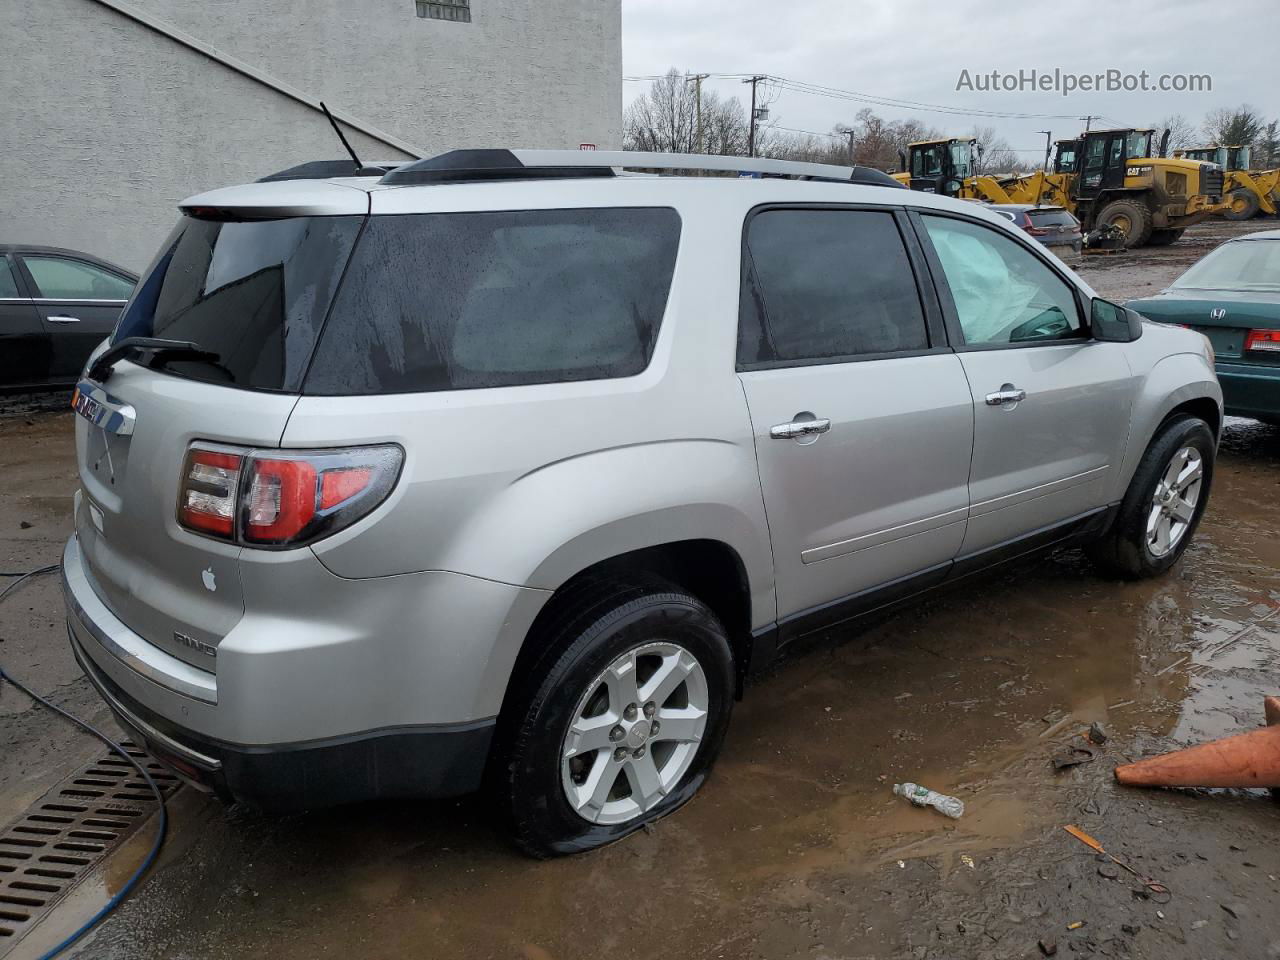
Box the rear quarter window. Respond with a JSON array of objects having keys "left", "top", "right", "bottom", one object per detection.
[
  {"left": 304, "top": 207, "right": 682, "bottom": 395},
  {"left": 1026, "top": 209, "right": 1078, "bottom": 228}
]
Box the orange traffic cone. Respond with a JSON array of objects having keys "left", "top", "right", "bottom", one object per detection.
[{"left": 1114, "top": 697, "right": 1280, "bottom": 789}]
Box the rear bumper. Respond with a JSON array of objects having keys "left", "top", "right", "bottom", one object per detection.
[
  {"left": 1216, "top": 361, "right": 1280, "bottom": 420},
  {"left": 62, "top": 533, "right": 545, "bottom": 808},
  {"left": 70, "top": 629, "right": 493, "bottom": 808}
]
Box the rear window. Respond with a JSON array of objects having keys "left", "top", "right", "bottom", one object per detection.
[
  {"left": 303, "top": 208, "right": 681, "bottom": 396},
  {"left": 1026, "top": 209, "right": 1078, "bottom": 229},
  {"left": 114, "top": 215, "right": 363, "bottom": 391}
]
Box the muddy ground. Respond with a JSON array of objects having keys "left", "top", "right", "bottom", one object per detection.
[{"left": 2, "top": 219, "right": 1279, "bottom": 960}]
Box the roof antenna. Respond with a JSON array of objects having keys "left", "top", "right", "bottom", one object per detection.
[{"left": 319, "top": 101, "right": 365, "bottom": 173}]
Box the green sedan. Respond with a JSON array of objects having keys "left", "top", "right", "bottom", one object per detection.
[{"left": 1128, "top": 229, "right": 1280, "bottom": 424}]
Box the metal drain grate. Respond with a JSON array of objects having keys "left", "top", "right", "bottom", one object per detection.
[{"left": 0, "top": 741, "right": 181, "bottom": 955}]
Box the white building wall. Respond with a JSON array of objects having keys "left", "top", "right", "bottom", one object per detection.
[{"left": 0, "top": 0, "right": 622, "bottom": 269}]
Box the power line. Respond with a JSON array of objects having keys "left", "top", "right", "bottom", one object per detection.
[{"left": 624, "top": 72, "right": 1092, "bottom": 121}]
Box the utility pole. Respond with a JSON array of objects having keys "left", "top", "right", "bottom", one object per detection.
[
  {"left": 743, "top": 75, "right": 767, "bottom": 158},
  {"left": 1039, "top": 129, "right": 1053, "bottom": 172},
  {"left": 1080, "top": 115, "right": 1100, "bottom": 132},
  {"left": 844, "top": 129, "right": 857, "bottom": 164},
  {"left": 685, "top": 73, "right": 710, "bottom": 154}
]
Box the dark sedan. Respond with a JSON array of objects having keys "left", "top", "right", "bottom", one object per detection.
[
  {"left": 1127, "top": 229, "right": 1280, "bottom": 424},
  {"left": 1, "top": 244, "right": 137, "bottom": 391}
]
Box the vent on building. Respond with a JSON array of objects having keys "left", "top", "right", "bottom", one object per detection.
[{"left": 416, "top": 0, "right": 470, "bottom": 22}]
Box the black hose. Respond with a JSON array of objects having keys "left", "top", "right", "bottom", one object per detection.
[{"left": 0, "top": 563, "right": 168, "bottom": 959}]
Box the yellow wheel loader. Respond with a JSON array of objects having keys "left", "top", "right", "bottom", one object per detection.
[
  {"left": 961, "top": 129, "right": 1226, "bottom": 248},
  {"left": 1182, "top": 146, "right": 1279, "bottom": 220},
  {"left": 892, "top": 138, "right": 976, "bottom": 196}
]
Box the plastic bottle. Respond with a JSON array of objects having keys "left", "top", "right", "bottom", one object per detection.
[{"left": 893, "top": 782, "right": 964, "bottom": 819}]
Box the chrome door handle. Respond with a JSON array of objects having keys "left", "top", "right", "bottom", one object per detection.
[
  {"left": 47, "top": 315, "right": 82, "bottom": 324},
  {"left": 985, "top": 386, "right": 1027, "bottom": 406},
  {"left": 770, "top": 418, "right": 831, "bottom": 440}
]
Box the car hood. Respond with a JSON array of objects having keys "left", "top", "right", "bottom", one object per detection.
[{"left": 1127, "top": 287, "right": 1280, "bottom": 329}]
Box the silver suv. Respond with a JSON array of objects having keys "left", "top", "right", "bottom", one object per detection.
[{"left": 64, "top": 150, "right": 1222, "bottom": 857}]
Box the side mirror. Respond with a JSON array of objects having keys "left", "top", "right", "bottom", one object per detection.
[{"left": 1091, "top": 298, "right": 1143, "bottom": 343}]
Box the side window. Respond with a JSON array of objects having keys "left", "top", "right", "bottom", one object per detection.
[
  {"left": 921, "top": 216, "right": 1083, "bottom": 346},
  {"left": 23, "top": 256, "right": 134, "bottom": 301},
  {"left": 0, "top": 257, "right": 21, "bottom": 298},
  {"left": 738, "top": 209, "right": 929, "bottom": 367}
]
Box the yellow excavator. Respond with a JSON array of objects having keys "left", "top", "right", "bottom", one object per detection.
[
  {"left": 1180, "top": 145, "right": 1279, "bottom": 220},
  {"left": 896, "top": 129, "right": 1227, "bottom": 248}
]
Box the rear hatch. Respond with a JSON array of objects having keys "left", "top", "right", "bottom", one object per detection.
[
  {"left": 74, "top": 203, "right": 365, "bottom": 668},
  {"left": 1025, "top": 207, "right": 1081, "bottom": 245}
]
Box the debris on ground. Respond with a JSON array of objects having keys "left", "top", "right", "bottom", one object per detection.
[
  {"left": 892, "top": 782, "right": 964, "bottom": 818},
  {"left": 1052, "top": 739, "right": 1099, "bottom": 770},
  {"left": 1088, "top": 721, "right": 1109, "bottom": 745}
]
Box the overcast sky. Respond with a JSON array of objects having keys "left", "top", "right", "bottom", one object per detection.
[{"left": 622, "top": 0, "right": 1270, "bottom": 157}]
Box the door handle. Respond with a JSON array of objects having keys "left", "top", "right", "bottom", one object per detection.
[
  {"left": 770, "top": 418, "right": 831, "bottom": 440},
  {"left": 47, "top": 315, "right": 82, "bottom": 324},
  {"left": 985, "top": 385, "right": 1027, "bottom": 406}
]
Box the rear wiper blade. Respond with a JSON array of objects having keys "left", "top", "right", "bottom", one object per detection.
[{"left": 88, "top": 337, "right": 222, "bottom": 383}]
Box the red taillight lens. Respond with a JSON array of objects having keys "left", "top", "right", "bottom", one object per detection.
[
  {"left": 320, "top": 467, "right": 374, "bottom": 509},
  {"left": 1245, "top": 329, "right": 1280, "bottom": 353},
  {"left": 1024, "top": 224, "right": 1049, "bottom": 236},
  {"left": 178, "top": 444, "right": 402, "bottom": 547},
  {"left": 244, "top": 458, "right": 318, "bottom": 543},
  {"left": 178, "top": 449, "right": 244, "bottom": 539}
]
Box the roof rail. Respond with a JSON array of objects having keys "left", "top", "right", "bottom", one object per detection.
[{"left": 379, "top": 149, "right": 904, "bottom": 188}]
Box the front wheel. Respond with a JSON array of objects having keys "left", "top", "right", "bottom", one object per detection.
[
  {"left": 1087, "top": 414, "right": 1215, "bottom": 579},
  {"left": 499, "top": 580, "right": 735, "bottom": 857},
  {"left": 1095, "top": 198, "right": 1154, "bottom": 248},
  {"left": 1224, "top": 188, "right": 1260, "bottom": 221}
]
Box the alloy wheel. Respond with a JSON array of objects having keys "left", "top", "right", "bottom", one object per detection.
[
  {"left": 1147, "top": 445, "right": 1203, "bottom": 558},
  {"left": 560, "top": 642, "right": 709, "bottom": 825}
]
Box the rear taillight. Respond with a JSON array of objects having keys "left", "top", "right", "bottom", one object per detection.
[
  {"left": 179, "top": 449, "right": 243, "bottom": 538},
  {"left": 1245, "top": 329, "right": 1280, "bottom": 353},
  {"left": 177, "top": 444, "right": 402, "bottom": 548},
  {"left": 1024, "top": 223, "right": 1049, "bottom": 236}
]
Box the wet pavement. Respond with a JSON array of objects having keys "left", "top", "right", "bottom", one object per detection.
[{"left": 2, "top": 220, "right": 1280, "bottom": 959}]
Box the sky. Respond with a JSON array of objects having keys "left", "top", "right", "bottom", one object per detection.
[{"left": 621, "top": 0, "right": 1271, "bottom": 157}]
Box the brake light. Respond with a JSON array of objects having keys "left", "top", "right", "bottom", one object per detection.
[
  {"left": 177, "top": 444, "right": 402, "bottom": 547},
  {"left": 1024, "top": 223, "right": 1049, "bottom": 236},
  {"left": 179, "top": 450, "right": 243, "bottom": 539},
  {"left": 1245, "top": 329, "right": 1280, "bottom": 353}
]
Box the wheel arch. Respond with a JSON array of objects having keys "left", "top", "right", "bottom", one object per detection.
[
  {"left": 1112, "top": 353, "right": 1223, "bottom": 499},
  {"left": 497, "top": 537, "right": 761, "bottom": 729}
]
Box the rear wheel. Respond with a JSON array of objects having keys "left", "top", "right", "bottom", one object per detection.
[
  {"left": 1224, "top": 188, "right": 1260, "bottom": 221},
  {"left": 1147, "top": 228, "right": 1184, "bottom": 247},
  {"left": 499, "top": 579, "right": 734, "bottom": 857},
  {"left": 1087, "top": 415, "right": 1215, "bottom": 579},
  {"left": 1095, "top": 198, "right": 1154, "bottom": 248}
]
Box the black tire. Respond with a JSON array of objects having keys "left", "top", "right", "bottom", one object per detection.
[
  {"left": 1087, "top": 415, "right": 1215, "bottom": 579},
  {"left": 1147, "top": 228, "right": 1184, "bottom": 246},
  {"left": 498, "top": 578, "right": 734, "bottom": 858},
  {"left": 1224, "top": 188, "right": 1260, "bottom": 221},
  {"left": 1095, "top": 197, "right": 1154, "bottom": 248}
]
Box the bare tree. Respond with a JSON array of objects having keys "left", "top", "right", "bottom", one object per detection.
[
  {"left": 1202, "top": 105, "right": 1266, "bottom": 147},
  {"left": 624, "top": 68, "right": 749, "bottom": 156},
  {"left": 1151, "top": 114, "right": 1198, "bottom": 151},
  {"left": 970, "top": 125, "right": 1027, "bottom": 175}
]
